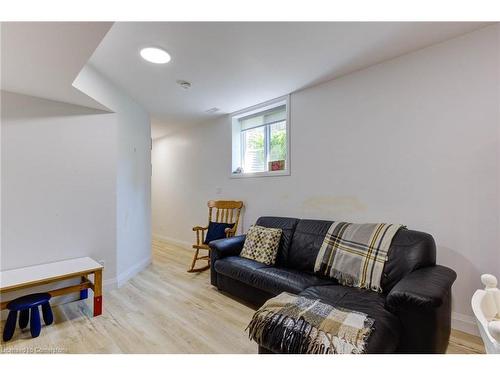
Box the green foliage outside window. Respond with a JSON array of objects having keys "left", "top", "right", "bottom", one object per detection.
[
  {"left": 242, "top": 120, "right": 287, "bottom": 173},
  {"left": 269, "top": 125, "right": 286, "bottom": 161},
  {"left": 246, "top": 122, "right": 287, "bottom": 161}
]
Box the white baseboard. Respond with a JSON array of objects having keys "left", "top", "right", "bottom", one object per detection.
[
  {"left": 452, "top": 312, "right": 479, "bottom": 336},
  {"left": 153, "top": 233, "right": 191, "bottom": 251},
  {"left": 73, "top": 254, "right": 152, "bottom": 292},
  {"left": 103, "top": 276, "right": 118, "bottom": 291},
  {"left": 66, "top": 257, "right": 150, "bottom": 299},
  {"left": 116, "top": 256, "right": 152, "bottom": 288}
]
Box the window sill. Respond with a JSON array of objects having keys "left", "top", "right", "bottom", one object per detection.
[{"left": 229, "top": 169, "right": 290, "bottom": 179}]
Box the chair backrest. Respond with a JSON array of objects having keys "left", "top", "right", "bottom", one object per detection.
[{"left": 207, "top": 200, "right": 244, "bottom": 233}]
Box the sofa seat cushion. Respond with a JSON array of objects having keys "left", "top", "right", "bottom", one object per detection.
[
  {"left": 253, "top": 268, "right": 337, "bottom": 295},
  {"left": 214, "top": 257, "right": 336, "bottom": 295},
  {"left": 214, "top": 256, "right": 271, "bottom": 286},
  {"left": 300, "top": 285, "right": 400, "bottom": 353}
]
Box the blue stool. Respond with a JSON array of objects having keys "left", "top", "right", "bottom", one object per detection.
[{"left": 3, "top": 292, "right": 53, "bottom": 342}]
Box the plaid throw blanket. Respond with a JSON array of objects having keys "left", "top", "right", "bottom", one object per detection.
[
  {"left": 314, "top": 222, "right": 404, "bottom": 292},
  {"left": 247, "top": 292, "right": 374, "bottom": 354}
]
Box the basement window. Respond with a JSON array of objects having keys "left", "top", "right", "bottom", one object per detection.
[{"left": 231, "top": 96, "right": 290, "bottom": 178}]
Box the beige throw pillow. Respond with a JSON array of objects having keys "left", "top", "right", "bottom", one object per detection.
[{"left": 240, "top": 225, "right": 282, "bottom": 265}]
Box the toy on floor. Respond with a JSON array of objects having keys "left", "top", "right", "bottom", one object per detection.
[
  {"left": 2, "top": 292, "right": 53, "bottom": 342},
  {"left": 472, "top": 274, "right": 500, "bottom": 353}
]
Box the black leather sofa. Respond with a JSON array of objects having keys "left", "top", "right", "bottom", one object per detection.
[{"left": 210, "top": 216, "right": 457, "bottom": 354}]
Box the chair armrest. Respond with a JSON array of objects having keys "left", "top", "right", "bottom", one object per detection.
[
  {"left": 225, "top": 226, "right": 237, "bottom": 236},
  {"left": 193, "top": 225, "right": 208, "bottom": 231},
  {"left": 192, "top": 225, "right": 209, "bottom": 246},
  {"left": 386, "top": 265, "right": 457, "bottom": 312}
]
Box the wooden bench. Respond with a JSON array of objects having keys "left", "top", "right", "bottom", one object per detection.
[{"left": 0, "top": 257, "right": 104, "bottom": 317}]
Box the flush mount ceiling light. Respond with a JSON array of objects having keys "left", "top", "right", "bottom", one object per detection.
[{"left": 140, "top": 47, "right": 171, "bottom": 64}]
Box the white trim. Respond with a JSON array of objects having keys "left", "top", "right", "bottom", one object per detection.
[
  {"left": 153, "top": 233, "right": 192, "bottom": 251},
  {"left": 116, "top": 256, "right": 152, "bottom": 288},
  {"left": 231, "top": 95, "right": 289, "bottom": 118},
  {"left": 452, "top": 312, "right": 479, "bottom": 336},
  {"left": 230, "top": 169, "right": 290, "bottom": 179},
  {"left": 103, "top": 256, "right": 152, "bottom": 290},
  {"left": 103, "top": 276, "right": 118, "bottom": 291}
]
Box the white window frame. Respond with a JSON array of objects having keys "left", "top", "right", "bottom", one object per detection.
[{"left": 230, "top": 95, "right": 290, "bottom": 178}]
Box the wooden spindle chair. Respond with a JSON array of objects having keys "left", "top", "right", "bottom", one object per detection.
[{"left": 188, "top": 200, "right": 244, "bottom": 273}]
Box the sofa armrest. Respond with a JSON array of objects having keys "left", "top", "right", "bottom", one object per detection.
[
  {"left": 209, "top": 235, "right": 246, "bottom": 259},
  {"left": 386, "top": 265, "right": 457, "bottom": 311},
  {"left": 209, "top": 235, "right": 246, "bottom": 287},
  {"left": 385, "top": 265, "right": 457, "bottom": 353}
]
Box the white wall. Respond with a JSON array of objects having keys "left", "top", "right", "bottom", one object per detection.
[
  {"left": 152, "top": 25, "right": 500, "bottom": 334},
  {"left": 74, "top": 65, "right": 152, "bottom": 286},
  {"left": 2, "top": 64, "right": 152, "bottom": 292},
  {"left": 1, "top": 91, "right": 117, "bottom": 280}
]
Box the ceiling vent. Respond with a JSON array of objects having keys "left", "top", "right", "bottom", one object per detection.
[
  {"left": 176, "top": 80, "right": 191, "bottom": 90},
  {"left": 205, "top": 107, "right": 220, "bottom": 114}
]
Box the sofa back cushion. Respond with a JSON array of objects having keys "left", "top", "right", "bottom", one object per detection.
[
  {"left": 287, "top": 219, "right": 334, "bottom": 273},
  {"left": 380, "top": 228, "right": 436, "bottom": 292},
  {"left": 287, "top": 219, "right": 437, "bottom": 293},
  {"left": 255, "top": 216, "right": 300, "bottom": 266}
]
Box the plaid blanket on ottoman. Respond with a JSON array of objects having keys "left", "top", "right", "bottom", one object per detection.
[
  {"left": 314, "top": 222, "right": 404, "bottom": 292},
  {"left": 247, "top": 292, "right": 374, "bottom": 354}
]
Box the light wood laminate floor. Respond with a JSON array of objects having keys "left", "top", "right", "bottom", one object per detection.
[{"left": 0, "top": 239, "right": 485, "bottom": 354}]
